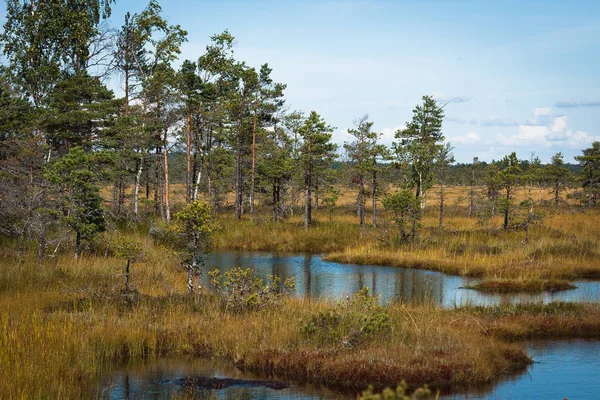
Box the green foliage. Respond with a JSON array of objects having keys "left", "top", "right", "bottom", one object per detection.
[
  {"left": 45, "top": 147, "right": 113, "bottom": 257},
  {"left": 209, "top": 267, "right": 295, "bottom": 313},
  {"left": 575, "top": 141, "right": 600, "bottom": 207},
  {"left": 112, "top": 237, "right": 143, "bottom": 261},
  {"left": 43, "top": 73, "right": 117, "bottom": 153},
  {"left": 344, "top": 115, "right": 386, "bottom": 225},
  {"left": 359, "top": 381, "right": 432, "bottom": 400},
  {"left": 300, "top": 287, "right": 390, "bottom": 347},
  {"left": 322, "top": 186, "right": 340, "bottom": 221},
  {"left": 1, "top": 0, "right": 115, "bottom": 105},
  {"left": 168, "top": 201, "right": 220, "bottom": 263},
  {"left": 383, "top": 190, "right": 422, "bottom": 242},
  {"left": 393, "top": 95, "right": 445, "bottom": 202},
  {"left": 299, "top": 111, "right": 338, "bottom": 227}
]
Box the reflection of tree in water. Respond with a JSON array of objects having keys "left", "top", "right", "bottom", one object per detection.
[
  {"left": 201, "top": 252, "right": 450, "bottom": 306},
  {"left": 393, "top": 269, "right": 444, "bottom": 305},
  {"left": 303, "top": 254, "right": 311, "bottom": 300}
]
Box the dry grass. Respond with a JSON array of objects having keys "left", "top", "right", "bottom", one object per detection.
[
  {"left": 464, "top": 279, "right": 576, "bottom": 293},
  {"left": 3, "top": 233, "right": 600, "bottom": 399},
  {"left": 1, "top": 184, "right": 599, "bottom": 397}
]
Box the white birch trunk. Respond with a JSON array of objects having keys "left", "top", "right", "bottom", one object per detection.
[{"left": 133, "top": 155, "right": 144, "bottom": 216}]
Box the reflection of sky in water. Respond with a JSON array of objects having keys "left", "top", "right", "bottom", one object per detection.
[
  {"left": 100, "top": 341, "right": 600, "bottom": 400},
  {"left": 203, "top": 252, "right": 600, "bottom": 308},
  {"left": 442, "top": 340, "right": 600, "bottom": 400},
  {"left": 99, "top": 357, "right": 345, "bottom": 399}
]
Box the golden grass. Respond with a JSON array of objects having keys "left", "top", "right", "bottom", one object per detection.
[
  {"left": 3, "top": 233, "right": 599, "bottom": 399},
  {"left": 464, "top": 279, "right": 576, "bottom": 293},
  {"left": 1, "top": 184, "right": 599, "bottom": 397}
]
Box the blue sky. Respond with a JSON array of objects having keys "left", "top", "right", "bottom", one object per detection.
[{"left": 4, "top": 0, "right": 600, "bottom": 162}]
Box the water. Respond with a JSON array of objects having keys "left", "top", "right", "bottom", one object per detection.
[
  {"left": 99, "top": 340, "right": 600, "bottom": 399},
  {"left": 201, "top": 252, "right": 600, "bottom": 307},
  {"left": 443, "top": 340, "right": 600, "bottom": 400},
  {"left": 98, "top": 357, "right": 345, "bottom": 399},
  {"left": 98, "top": 252, "right": 600, "bottom": 399}
]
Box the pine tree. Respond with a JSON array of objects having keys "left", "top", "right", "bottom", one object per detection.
[
  {"left": 392, "top": 95, "right": 445, "bottom": 209},
  {"left": 298, "top": 111, "right": 337, "bottom": 228},
  {"left": 575, "top": 142, "right": 600, "bottom": 208}
]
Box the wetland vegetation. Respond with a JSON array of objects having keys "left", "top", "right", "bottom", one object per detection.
[{"left": 0, "top": 0, "right": 599, "bottom": 399}]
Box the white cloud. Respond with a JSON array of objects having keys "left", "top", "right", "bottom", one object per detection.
[
  {"left": 533, "top": 107, "right": 552, "bottom": 119},
  {"left": 495, "top": 108, "right": 599, "bottom": 149},
  {"left": 380, "top": 125, "right": 405, "bottom": 145},
  {"left": 450, "top": 131, "right": 480, "bottom": 144}
]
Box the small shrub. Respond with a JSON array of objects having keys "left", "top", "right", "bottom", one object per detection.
[
  {"left": 300, "top": 287, "right": 390, "bottom": 347},
  {"left": 209, "top": 267, "right": 295, "bottom": 313},
  {"left": 360, "top": 381, "right": 432, "bottom": 400}
]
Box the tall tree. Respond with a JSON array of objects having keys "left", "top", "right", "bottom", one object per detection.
[
  {"left": 344, "top": 115, "right": 376, "bottom": 226},
  {"left": 249, "top": 64, "right": 286, "bottom": 220},
  {"left": 228, "top": 63, "right": 257, "bottom": 220},
  {"left": 498, "top": 152, "right": 522, "bottom": 230},
  {"left": 1, "top": 0, "right": 115, "bottom": 107},
  {"left": 468, "top": 157, "right": 480, "bottom": 217},
  {"left": 298, "top": 111, "right": 337, "bottom": 228},
  {"left": 127, "top": 0, "right": 187, "bottom": 221},
  {"left": 435, "top": 143, "right": 454, "bottom": 230},
  {"left": 545, "top": 152, "right": 571, "bottom": 206},
  {"left": 45, "top": 147, "right": 112, "bottom": 259},
  {"left": 392, "top": 95, "right": 445, "bottom": 209},
  {"left": 575, "top": 142, "right": 600, "bottom": 208}
]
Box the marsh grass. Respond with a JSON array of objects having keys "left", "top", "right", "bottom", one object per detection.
[
  {"left": 213, "top": 196, "right": 600, "bottom": 282},
  {"left": 464, "top": 279, "right": 577, "bottom": 293},
  {"left": 1, "top": 185, "right": 599, "bottom": 398},
  {"left": 5, "top": 235, "right": 597, "bottom": 398}
]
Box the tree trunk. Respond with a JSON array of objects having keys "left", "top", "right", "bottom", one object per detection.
[
  {"left": 235, "top": 126, "right": 243, "bottom": 220},
  {"left": 555, "top": 181, "right": 560, "bottom": 206},
  {"left": 187, "top": 265, "right": 194, "bottom": 294},
  {"left": 193, "top": 153, "right": 203, "bottom": 201},
  {"left": 133, "top": 154, "right": 144, "bottom": 216},
  {"left": 250, "top": 103, "right": 257, "bottom": 221},
  {"left": 163, "top": 128, "right": 170, "bottom": 222},
  {"left": 207, "top": 128, "right": 213, "bottom": 203},
  {"left": 438, "top": 183, "right": 445, "bottom": 230},
  {"left": 145, "top": 158, "right": 150, "bottom": 214},
  {"left": 358, "top": 178, "right": 365, "bottom": 226},
  {"left": 186, "top": 113, "right": 192, "bottom": 204},
  {"left": 74, "top": 230, "right": 81, "bottom": 260},
  {"left": 372, "top": 170, "right": 377, "bottom": 226},
  {"left": 504, "top": 189, "right": 510, "bottom": 230},
  {"left": 305, "top": 173, "right": 311, "bottom": 229},
  {"left": 118, "top": 174, "right": 125, "bottom": 214},
  {"left": 125, "top": 259, "right": 131, "bottom": 294},
  {"left": 154, "top": 144, "right": 160, "bottom": 217}
]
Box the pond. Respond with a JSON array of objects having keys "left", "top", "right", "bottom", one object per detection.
[
  {"left": 98, "top": 340, "right": 600, "bottom": 400},
  {"left": 200, "top": 252, "right": 600, "bottom": 307},
  {"left": 442, "top": 339, "right": 600, "bottom": 400}
]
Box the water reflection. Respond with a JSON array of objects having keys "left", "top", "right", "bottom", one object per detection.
[
  {"left": 99, "top": 341, "right": 600, "bottom": 400},
  {"left": 442, "top": 340, "right": 600, "bottom": 400},
  {"left": 98, "top": 357, "right": 344, "bottom": 399},
  {"left": 202, "top": 252, "right": 600, "bottom": 307}
]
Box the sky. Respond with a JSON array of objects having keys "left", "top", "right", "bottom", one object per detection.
[{"left": 4, "top": 0, "right": 600, "bottom": 163}]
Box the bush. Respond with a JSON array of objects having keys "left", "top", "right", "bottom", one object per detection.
[
  {"left": 359, "top": 381, "right": 432, "bottom": 400},
  {"left": 209, "top": 267, "right": 295, "bottom": 313},
  {"left": 300, "top": 287, "right": 390, "bottom": 348}
]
